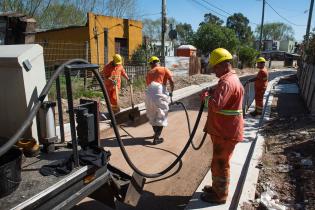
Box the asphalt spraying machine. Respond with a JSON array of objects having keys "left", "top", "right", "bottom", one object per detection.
[
  {"left": 0, "top": 45, "right": 145, "bottom": 209},
  {"left": 0, "top": 44, "right": 211, "bottom": 209}
]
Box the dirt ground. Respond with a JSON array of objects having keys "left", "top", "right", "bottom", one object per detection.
[{"left": 242, "top": 76, "right": 315, "bottom": 210}]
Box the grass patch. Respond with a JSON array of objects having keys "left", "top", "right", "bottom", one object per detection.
[
  {"left": 121, "top": 77, "right": 146, "bottom": 91},
  {"left": 48, "top": 76, "right": 146, "bottom": 101},
  {"left": 48, "top": 76, "right": 104, "bottom": 100}
]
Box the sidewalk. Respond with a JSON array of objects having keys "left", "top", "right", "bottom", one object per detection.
[{"left": 185, "top": 70, "right": 296, "bottom": 210}]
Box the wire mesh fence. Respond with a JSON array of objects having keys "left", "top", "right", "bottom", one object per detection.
[
  {"left": 36, "top": 41, "right": 149, "bottom": 80},
  {"left": 36, "top": 41, "right": 89, "bottom": 79},
  {"left": 35, "top": 40, "right": 150, "bottom": 94}
]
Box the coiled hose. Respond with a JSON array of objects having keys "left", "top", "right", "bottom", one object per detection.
[
  {"left": 0, "top": 59, "right": 205, "bottom": 179},
  {"left": 169, "top": 100, "right": 207, "bottom": 150}
]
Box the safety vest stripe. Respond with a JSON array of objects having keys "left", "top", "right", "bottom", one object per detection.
[
  {"left": 263, "top": 77, "right": 268, "bottom": 80},
  {"left": 216, "top": 109, "right": 243, "bottom": 116}
]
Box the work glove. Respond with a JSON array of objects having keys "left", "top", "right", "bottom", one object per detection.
[
  {"left": 200, "top": 90, "right": 211, "bottom": 108},
  {"left": 169, "top": 92, "right": 173, "bottom": 97},
  {"left": 111, "top": 79, "right": 117, "bottom": 86},
  {"left": 128, "top": 78, "right": 133, "bottom": 85},
  {"left": 200, "top": 90, "right": 209, "bottom": 101}
]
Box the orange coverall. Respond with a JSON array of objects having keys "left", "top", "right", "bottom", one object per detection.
[
  {"left": 204, "top": 70, "right": 244, "bottom": 200},
  {"left": 254, "top": 67, "right": 268, "bottom": 113},
  {"left": 102, "top": 62, "right": 128, "bottom": 111},
  {"left": 146, "top": 66, "right": 172, "bottom": 86}
]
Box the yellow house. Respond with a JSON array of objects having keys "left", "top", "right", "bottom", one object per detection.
[{"left": 36, "top": 12, "right": 143, "bottom": 68}]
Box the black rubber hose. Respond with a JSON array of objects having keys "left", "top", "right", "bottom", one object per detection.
[
  {"left": 0, "top": 59, "right": 88, "bottom": 157},
  {"left": 170, "top": 101, "right": 207, "bottom": 150},
  {"left": 93, "top": 70, "right": 205, "bottom": 178},
  {"left": 170, "top": 101, "right": 192, "bottom": 135}
]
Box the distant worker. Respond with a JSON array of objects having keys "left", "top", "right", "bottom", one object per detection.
[
  {"left": 102, "top": 54, "right": 130, "bottom": 113},
  {"left": 200, "top": 48, "right": 244, "bottom": 204},
  {"left": 249, "top": 57, "right": 269, "bottom": 116},
  {"left": 145, "top": 56, "right": 174, "bottom": 144}
]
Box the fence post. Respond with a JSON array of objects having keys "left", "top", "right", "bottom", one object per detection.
[{"left": 84, "top": 41, "right": 89, "bottom": 90}]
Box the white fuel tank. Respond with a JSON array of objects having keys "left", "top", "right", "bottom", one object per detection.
[{"left": 0, "top": 44, "right": 46, "bottom": 142}]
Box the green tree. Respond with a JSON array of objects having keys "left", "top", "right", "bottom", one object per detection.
[
  {"left": 199, "top": 13, "right": 224, "bottom": 26},
  {"left": 142, "top": 18, "right": 161, "bottom": 40},
  {"left": 193, "top": 23, "right": 239, "bottom": 54},
  {"left": 255, "top": 22, "right": 295, "bottom": 41},
  {"left": 226, "top": 13, "right": 253, "bottom": 45},
  {"left": 142, "top": 17, "right": 177, "bottom": 41},
  {"left": 0, "top": 0, "right": 97, "bottom": 28},
  {"left": 238, "top": 46, "right": 259, "bottom": 68},
  {"left": 104, "top": 0, "right": 138, "bottom": 19},
  {"left": 38, "top": 3, "right": 86, "bottom": 29},
  {"left": 130, "top": 45, "right": 148, "bottom": 63},
  {"left": 176, "top": 23, "right": 193, "bottom": 44},
  {"left": 0, "top": 0, "right": 138, "bottom": 29}
]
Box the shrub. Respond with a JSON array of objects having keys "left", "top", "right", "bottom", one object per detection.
[{"left": 238, "top": 46, "right": 259, "bottom": 68}]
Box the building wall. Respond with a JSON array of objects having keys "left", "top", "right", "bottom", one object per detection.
[
  {"left": 35, "top": 13, "right": 142, "bottom": 69},
  {"left": 35, "top": 27, "right": 89, "bottom": 70},
  {"left": 36, "top": 26, "right": 89, "bottom": 43},
  {"left": 279, "top": 40, "right": 295, "bottom": 53},
  {"left": 87, "top": 13, "right": 142, "bottom": 67}
]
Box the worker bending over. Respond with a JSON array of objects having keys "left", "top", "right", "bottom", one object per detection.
[
  {"left": 102, "top": 54, "right": 130, "bottom": 113},
  {"left": 200, "top": 48, "right": 244, "bottom": 204},
  {"left": 249, "top": 57, "right": 269, "bottom": 116},
  {"left": 145, "top": 56, "right": 174, "bottom": 145}
]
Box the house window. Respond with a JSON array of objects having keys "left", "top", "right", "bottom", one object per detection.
[{"left": 115, "top": 38, "right": 128, "bottom": 58}]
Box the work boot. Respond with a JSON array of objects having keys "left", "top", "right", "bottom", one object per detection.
[
  {"left": 202, "top": 185, "right": 213, "bottom": 193},
  {"left": 112, "top": 105, "right": 120, "bottom": 114},
  {"left": 200, "top": 191, "right": 227, "bottom": 204},
  {"left": 250, "top": 110, "right": 261, "bottom": 117},
  {"left": 153, "top": 126, "right": 164, "bottom": 144},
  {"left": 153, "top": 137, "right": 164, "bottom": 145}
]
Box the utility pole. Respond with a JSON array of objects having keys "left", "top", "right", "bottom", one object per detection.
[
  {"left": 259, "top": 0, "right": 265, "bottom": 51},
  {"left": 306, "top": 0, "right": 314, "bottom": 45},
  {"left": 161, "top": 0, "right": 166, "bottom": 65}
]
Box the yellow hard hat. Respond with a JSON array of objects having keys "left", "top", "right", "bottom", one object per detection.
[
  {"left": 113, "top": 54, "right": 122, "bottom": 64},
  {"left": 209, "top": 48, "right": 233, "bottom": 67},
  {"left": 256, "top": 57, "right": 266, "bottom": 63},
  {"left": 148, "top": 56, "right": 160, "bottom": 64}
]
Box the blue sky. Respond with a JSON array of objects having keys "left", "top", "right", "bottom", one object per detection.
[{"left": 137, "top": 0, "right": 312, "bottom": 42}]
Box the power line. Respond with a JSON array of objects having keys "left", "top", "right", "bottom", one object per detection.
[
  {"left": 265, "top": 0, "right": 307, "bottom": 27},
  {"left": 199, "top": 0, "right": 232, "bottom": 16},
  {"left": 189, "top": 0, "right": 229, "bottom": 19},
  {"left": 138, "top": 12, "right": 161, "bottom": 18},
  {"left": 189, "top": 0, "right": 259, "bottom": 26}
]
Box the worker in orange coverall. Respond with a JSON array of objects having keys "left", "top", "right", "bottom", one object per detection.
[
  {"left": 145, "top": 56, "right": 174, "bottom": 144},
  {"left": 102, "top": 54, "right": 130, "bottom": 113},
  {"left": 249, "top": 57, "right": 269, "bottom": 116},
  {"left": 200, "top": 48, "right": 244, "bottom": 204}
]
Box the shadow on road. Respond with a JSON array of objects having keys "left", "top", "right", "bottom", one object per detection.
[{"left": 100, "top": 136, "right": 154, "bottom": 147}]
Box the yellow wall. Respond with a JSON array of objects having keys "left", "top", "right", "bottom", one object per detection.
[
  {"left": 35, "top": 13, "right": 142, "bottom": 69},
  {"left": 36, "top": 26, "right": 89, "bottom": 43},
  {"left": 35, "top": 27, "right": 89, "bottom": 70},
  {"left": 87, "top": 13, "right": 142, "bottom": 67}
]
